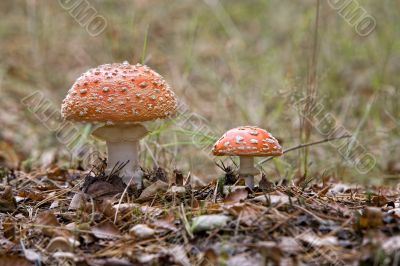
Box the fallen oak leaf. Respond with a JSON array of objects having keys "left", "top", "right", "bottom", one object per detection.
[{"left": 92, "top": 221, "right": 121, "bottom": 239}]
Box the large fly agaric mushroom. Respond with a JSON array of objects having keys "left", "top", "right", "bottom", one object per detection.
[
  {"left": 212, "top": 126, "right": 282, "bottom": 189},
  {"left": 61, "top": 62, "right": 177, "bottom": 188}
]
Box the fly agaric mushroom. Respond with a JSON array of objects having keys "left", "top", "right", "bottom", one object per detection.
[
  {"left": 61, "top": 62, "right": 177, "bottom": 188},
  {"left": 212, "top": 126, "right": 282, "bottom": 189}
]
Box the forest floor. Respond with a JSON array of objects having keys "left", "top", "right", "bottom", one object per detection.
[{"left": 1, "top": 164, "right": 400, "bottom": 266}]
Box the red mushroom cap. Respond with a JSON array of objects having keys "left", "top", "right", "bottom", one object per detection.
[
  {"left": 212, "top": 126, "right": 282, "bottom": 157},
  {"left": 61, "top": 62, "right": 177, "bottom": 123}
]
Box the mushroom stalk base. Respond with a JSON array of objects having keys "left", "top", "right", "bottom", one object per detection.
[
  {"left": 106, "top": 141, "right": 142, "bottom": 187},
  {"left": 92, "top": 124, "right": 149, "bottom": 189},
  {"left": 239, "top": 157, "right": 259, "bottom": 189}
]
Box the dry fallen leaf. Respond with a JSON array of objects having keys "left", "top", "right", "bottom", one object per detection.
[
  {"left": 0, "top": 141, "right": 19, "bottom": 169},
  {"left": 139, "top": 180, "right": 169, "bottom": 200},
  {"left": 130, "top": 224, "right": 155, "bottom": 239},
  {"left": 152, "top": 212, "right": 177, "bottom": 232},
  {"left": 46, "top": 166, "right": 69, "bottom": 181},
  {"left": 18, "top": 190, "right": 45, "bottom": 201},
  {"left": 357, "top": 207, "right": 383, "bottom": 229},
  {"left": 222, "top": 186, "right": 247, "bottom": 196},
  {"left": 86, "top": 181, "right": 123, "bottom": 199},
  {"left": 225, "top": 202, "right": 266, "bottom": 226},
  {"left": 257, "top": 241, "right": 282, "bottom": 265},
  {"left": 68, "top": 192, "right": 86, "bottom": 210},
  {"left": 92, "top": 221, "right": 121, "bottom": 239},
  {"left": 174, "top": 170, "right": 184, "bottom": 186},
  {"left": 278, "top": 237, "right": 303, "bottom": 255},
  {"left": 200, "top": 249, "right": 219, "bottom": 266},
  {"left": 382, "top": 236, "right": 400, "bottom": 254},
  {"left": 227, "top": 252, "right": 263, "bottom": 266},
  {"left": 136, "top": 253, "right": 160, "bottom": 264},
  {"left": 46, "top": 236, "right": 74, "bottom": 252},
  {"left": 0, "top": 255, "right": 32, "bottom": 266},
  {"left": 253, "top": 194, "right": 290, "bottom": 205},
  {"left": 224, "top": 188, "right": 248, "bottom": 204},
  {"left": 92, "top": 258, "right": 133, "bottom": 266},
  {"left": 370, "top": 194, "right": 388, "bottom": 207},
  {"left": 299, "top": 232, "right": 338, "bottom": 247},
  {"left": 191, "top": 214, "right": 231, "bottom": 233},
  {"left": 3, "top": 217, "right": 16, "bottom": 241},
  {"left": 0, "top": 186, "right": 17, "bottom": 212},
  {"left": 259, "top": 174, "right": 274, "bottom": 192},
  {"left": 113, "top": 203, "right": 164, "bottom": 217},
  {"left": 35, "top": 211, "right": 60, "bottom": 237},
  {"left": 165, "top": 245, "right": 191, "bottom": 266},
  {"left": 168, "top": 185, "right": 186, "bottom": 194},
  {"left": 22, "top": 249, "right": 41, "bottom": 264}
]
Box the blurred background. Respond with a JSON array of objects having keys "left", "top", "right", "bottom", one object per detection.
[{"left": 0, "top": 0, "right": 399, "bottom": 184}]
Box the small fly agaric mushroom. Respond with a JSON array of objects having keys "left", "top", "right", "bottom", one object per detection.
[
  {"left": 212, "top": 126, "right": 282, "bottom": 189},
  {"left": 61, "top": 61, "right": 177, "bottom": 188}
]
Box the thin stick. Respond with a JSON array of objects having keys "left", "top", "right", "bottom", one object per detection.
[
  {"left": 180, "top": 203, "right": 194, "bottom": 239},
  {"left": 257, "top": 134, "right": 352, "bottom": 165},
  {"left": 114, "top": 174, "right": 134, "bottom": 224}
]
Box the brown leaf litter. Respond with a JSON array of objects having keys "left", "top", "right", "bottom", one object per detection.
[{"left": 1, "top": 166, "right": 400, "bottom": 265}]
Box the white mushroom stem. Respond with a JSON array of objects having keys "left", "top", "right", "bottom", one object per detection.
[
  {"left": 92, "top": 124, "right": 149, "bottom": 189},
  {"left": 239, "top": 156, "right": 259, "bottom": 189},
  {"left": 106, "top": 141, "right": 141, "bottom": 185}
]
